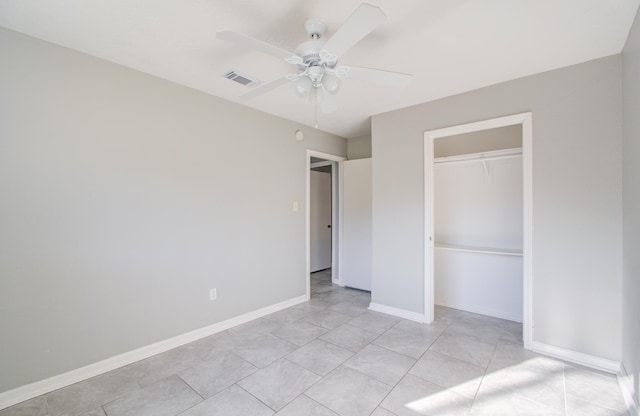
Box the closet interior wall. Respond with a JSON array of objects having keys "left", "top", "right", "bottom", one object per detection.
[{"left": 434, "top": 126, "right": 524, "bottom": 322}]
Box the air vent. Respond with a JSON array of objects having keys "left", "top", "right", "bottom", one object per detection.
[{"left": 223, "top": 69, "right": 260, "bottom": 87}]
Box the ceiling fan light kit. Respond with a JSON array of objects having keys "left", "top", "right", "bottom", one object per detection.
[{"left": 216, "top": 3, "right": 412, "bottom": 127}]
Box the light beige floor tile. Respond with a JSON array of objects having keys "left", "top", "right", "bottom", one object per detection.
[
  {"left": 469, "top": 381, "right": 563, "bottom": 416},
  {"left": 304, "top": 310, "right": 352, "bottom": 329},
  {"left": 238, "top": 359, "right": 321, "bottom": 411},
  {"left": 274, "top": 395, "right": 338, "bottom": 416},
  {"left": 347, "top": 311, "right": 399, "bottom": 334},
  {"left": 381, "top": 374, "right": 473, "bottom": 416},
  {"left": 320, "top": 324, "right": 379, "bottom": 352},
  {"left": 292, "top": 298, "right": 334, "bottom": 313},
  {"left": 178, "top": 351, "right": 257, "bottom": 398},
  {"left": 409, "top": 350, "right": 484, "bottom": 398},
  {"left": 488, "top": 339, "right": 565, "bottom": 374},
  {"left": 371, "top": 408, "right": 398, "bottom": 416},
  {"left": 373, "top": 327, "right": 435, "bottom": 359},
  {"left": 233, "top": 333, "right": 297, "bottom": 368},
  {"left": 481, "top": 362, "right": 565, "bottom": 411},
  {"left": 566, "top": 394, "right": 630, "bottom": 416},
  {"left": 344, "top": 344, "right": 415, "bottom": 386},
  {"left": 227, "top": 318, "right": 282, "bottom": 338},
  {"left": 45, "top": 371, "right": 140, "bottom": 416},
  {"left": 103, "top": 375, "right": 201, "bottom": 416},
  {"left": 444, "top": 321, "right": 504, "bottom": 345},
  {"left": 392, "top": 319, "right": 448, "bottom": 339},
  {"left": 0, "top": 397, "right": 48, "bottom": 416},
  {"left": 80, "top": 409, "right": 107, "bottom": 416},
  {"left": 263, "top": 308, "right": 311, "bottom": 325},
  {"left": 564, "top": 365, "right": 628, "bottom": 412},
  {"left": 271, "top": 320, "right": 329, "bottom": 346},
  {"left": 306, "top": 366, "right": 392, "bottom": 416},
  {"left": 116, "top": 343, "right": 203, "bottom": 387},
  {"left": 285, "top": 339, "right": 353, "bottom": 376},
  {"left": 429, "top": 333, "right": 495, "bottom": 368},
  {"left": 328, "top": 301, "right": 368, "bottom": 317},
  {"left": 180, "top": 385, "right": 274, "bottom": 416}
]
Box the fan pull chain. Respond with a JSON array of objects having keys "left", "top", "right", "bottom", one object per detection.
[{"left": 314, "top": 87, "right": 319, "bottom": 129}]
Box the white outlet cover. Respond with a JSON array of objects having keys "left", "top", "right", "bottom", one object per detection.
[{"left": 209, "top": 288, "right": 217, "bottom": 300}]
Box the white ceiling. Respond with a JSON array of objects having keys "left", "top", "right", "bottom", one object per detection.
[{"left": 1, "top": 0, "right": 638, "bottom": 138}]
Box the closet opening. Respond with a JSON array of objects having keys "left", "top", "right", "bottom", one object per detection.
[{"left": 424, "top": 113, "right": 533, "bottom": 348}]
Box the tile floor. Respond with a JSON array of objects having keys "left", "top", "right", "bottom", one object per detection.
[{"left": 1, "top": 269, "right": 629, "bottom": 416}]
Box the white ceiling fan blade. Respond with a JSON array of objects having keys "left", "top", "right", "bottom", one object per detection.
[
  {"left": 323, "top": 3, "right": 386, "bottom": 57},
  {"left": 348, "top": 66, "right": 412, "bottom": 88},
  {"left": 217, "top": 30, "right": 295, "bottom": 61},
  {"left": 320, "top": 87, "right": 338, "bottom": 114},
  {"left": 239, "top": 76, "right": 292, "bottom": 99}
]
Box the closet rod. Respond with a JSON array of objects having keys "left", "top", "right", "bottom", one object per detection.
[{"left": 434, "top": 148, "right": 522, "bottom": 166}]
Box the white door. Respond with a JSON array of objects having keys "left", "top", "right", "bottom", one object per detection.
[
  {"left": 342, "top": 158, "right": 372, "bottom": 291},
  {"left": 310, "top": 170, "right": 332, "bottom": 272}
]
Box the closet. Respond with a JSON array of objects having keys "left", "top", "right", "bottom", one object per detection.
[{"left": 434, "top": 126, "right": 523, "bottom": 322}]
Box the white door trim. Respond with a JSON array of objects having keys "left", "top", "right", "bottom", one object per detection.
[
  {"left": 306, "top": 150, "right": 346, "bottom": 297},
  {"left": 310, "top": 160, "right": 333, "bottom": 169},
  {"left": 424, "top": 112, "right": 533, "bottom": 349}
]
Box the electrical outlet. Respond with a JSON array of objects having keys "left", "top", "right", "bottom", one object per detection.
[{"left": 209, "top": 288, "right": 217, "bottom": 301}]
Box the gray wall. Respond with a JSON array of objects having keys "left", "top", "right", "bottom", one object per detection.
[
  {"left": 347, "top": 134, "right": 372, "bottom": 159},
  {"left": 372, "top": 55, "right": 623, "bottom": 361},
  {"left": 434, "top": 125, "right": 522, "bottom": 158},
  {"left": 0, "top": 28, "right": 346, "bottom": 393},
  {"left": 622, "top": 8, "right": 640, "bottom": 409}
]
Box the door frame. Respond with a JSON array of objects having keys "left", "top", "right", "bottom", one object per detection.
[
  {"left": 424, "top": 112, "right": 533, "bottom": 349},
  {"left": 306, "top": 150, "right": 346, "bottom": 298}
]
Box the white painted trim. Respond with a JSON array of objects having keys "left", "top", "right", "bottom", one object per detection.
[
  {"left": 0, "top": 294, "right": 308, "bottom": 411},
  {"left": 337, "top": 161, "right": 345, "bottom": 286},
  {"left": 530, "top": 341, "right": 621, "bottom": 374},
  {"left": 368, "top": 302, "right": 427, "bottom": 323},
  {"left": 619, "top": 363, "right": 640, "bottom": 416},
  {"left": 424, "top": 130, "right": 435, "bottom": 324},
  {"left": 310, "top": 160, "right": 333, "bottom": 168},
  {"left": 424, "top": 112, "right": 533, "bottom": 350},
  {"left": 306, "top": 150, "right": 346, "bottom": 294}
]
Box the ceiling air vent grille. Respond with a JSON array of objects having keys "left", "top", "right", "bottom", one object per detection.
[{"left": 223, "top": 69, "right": 260, "bottom": 87}]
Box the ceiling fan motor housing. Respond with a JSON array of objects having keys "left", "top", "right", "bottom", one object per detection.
[
  {"left": 294, "top": 40, "right": 335, "bottom": 69},
  {"left": 305, "top": 19, "right": 326, "bottom": 40}
]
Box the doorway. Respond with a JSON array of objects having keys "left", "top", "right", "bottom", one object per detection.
[
  {"left": 424, "top": 113, "right": 533, "bottom": 348},
  {"left": 310, "top": 159, "right": 333, "bottom": 273},
  {"left": 306, "top": 150, "right": 346, "bottom": 299}
]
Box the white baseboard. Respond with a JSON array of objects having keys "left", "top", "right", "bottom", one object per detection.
[
  {"left": 368, "top": 302, "right": 426, "bottom": 323},
  {"left": 530, "top": 341, "right": 621, "bottom": 374},
  {"left": 0, "top": 294, "right": 309, "bottom": 411},
  {"left": 619, "top": 363, "right": 640, "bottom": 416}
]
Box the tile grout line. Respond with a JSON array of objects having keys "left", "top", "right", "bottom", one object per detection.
[
  {"left": 233, "top": 383, "right": 278, "bottom": 413},
  {"left": 467, "top": 338, "right": 500, "bottom": 414},
  {"left": 562, "top": 363, "right": 568, "bottom": 416}
]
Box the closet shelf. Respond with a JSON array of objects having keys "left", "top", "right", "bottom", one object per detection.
[
  {"left": 434, "top": 243, "right": 523, "bottom": 257},
  {"left": 434, "top": 147, "right": 522, "bottom": 166}
]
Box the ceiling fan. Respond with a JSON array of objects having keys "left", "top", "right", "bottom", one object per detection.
[{"left": 216, "top": 3, "right": 412, "bottom": 121}]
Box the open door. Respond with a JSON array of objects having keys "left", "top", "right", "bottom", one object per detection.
[{"left": 342, "top": 158, "right": 372, "bottom": 291}]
